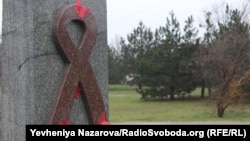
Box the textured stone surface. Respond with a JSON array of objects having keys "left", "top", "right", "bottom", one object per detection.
[{"left": 0, "top": 0, "right": 107, "bottom": 141}]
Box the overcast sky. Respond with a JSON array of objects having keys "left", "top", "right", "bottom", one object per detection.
[
  {"left": 0, "top": 0, "right": 2, "bottom": 37},
  {"left": 107, "top": 0, "right": 242, "bottom": 45}
]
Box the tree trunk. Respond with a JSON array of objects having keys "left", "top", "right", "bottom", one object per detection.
[
  {"left": 217, "top": 102, "right": 225, "bottom": 118},
  {"left": 138, "top": 82, "right": 142, "bottom": 90},
  {"left": 170, "top": 86, "right": 175, "bottom": 100},
  {"left": 200, "top": 79, "right": 205, "bottom": 99},
  {"left": 208, "top": 86, "right": 212, "bottom": 98}
]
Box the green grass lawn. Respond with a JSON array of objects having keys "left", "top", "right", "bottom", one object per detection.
[{"left": 108, "top": 85, "right": 250, "bottom": 123}]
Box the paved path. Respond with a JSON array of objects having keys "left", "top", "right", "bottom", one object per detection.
[
  {"left": 109, "top": 94, "right": 138, "bottom": 97},
  {"left": 112, "top": 121, "right": 250, "bottom": 125}
]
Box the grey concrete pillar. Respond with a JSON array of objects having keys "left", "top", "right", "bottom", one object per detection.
[{"left": 0, "top": 0, "right": 108, "bottom": 141}]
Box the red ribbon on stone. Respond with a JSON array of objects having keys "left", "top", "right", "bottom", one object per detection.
[{"left": 75, "top": 0, "right": 89, "bottom": 19}]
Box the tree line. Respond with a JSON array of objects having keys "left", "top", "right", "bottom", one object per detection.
[{"left": 108, "top": 3, "right": 250, "bottom": 117}]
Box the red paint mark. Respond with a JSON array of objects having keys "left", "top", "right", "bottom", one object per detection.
[
  {"left": 98, "top": 112, "right": 110, "bottom": 125},
  {"left": 75, "top": 0, "right": 89, "bottom": 19},
  {"left": 74, "top": 86, "right": 82, "bottom": 99},
  {"left": 57, "top": 120, "right": 70, "bottom": 125}
]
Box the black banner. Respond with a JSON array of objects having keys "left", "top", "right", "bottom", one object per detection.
[{"left": 26, "top": 125, "right": 250, "bottom": 140}]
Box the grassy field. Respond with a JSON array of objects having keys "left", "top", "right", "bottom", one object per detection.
[{"left": 108, "top": 84, "right": 250, "bottom": 123}]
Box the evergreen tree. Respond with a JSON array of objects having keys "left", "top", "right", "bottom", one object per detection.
[
  {"left": 108, "top": 45, "right": 125, "bottom": 84},
  {"left": 120, "top": 21, "right": 154, "bottom": 88},
  {"left": 136, "top": 12, "right": 199, "bottom": 100}
]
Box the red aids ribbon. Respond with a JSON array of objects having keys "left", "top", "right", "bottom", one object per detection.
[
  {"left": 75, "top": 0, "right": 89, "bottom": 19},
  {"left": 48, "top": 4, "right": 105, "bottom": 125}
]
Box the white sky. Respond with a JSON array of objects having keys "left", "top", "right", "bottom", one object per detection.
[
  {"left": 0, "top": 0, "right": 2, "bottom": 37},
  {"left": 107, "top": 0, "right": 242, "bottom": 45}
]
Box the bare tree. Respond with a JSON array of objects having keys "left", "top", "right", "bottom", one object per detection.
[{"left": 202, "top": 1, "right": 250, "bottom": 117}]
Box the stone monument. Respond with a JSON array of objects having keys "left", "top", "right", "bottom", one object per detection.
[{"left": 0, "top": 0, "right": 108, "bottom": 140}]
